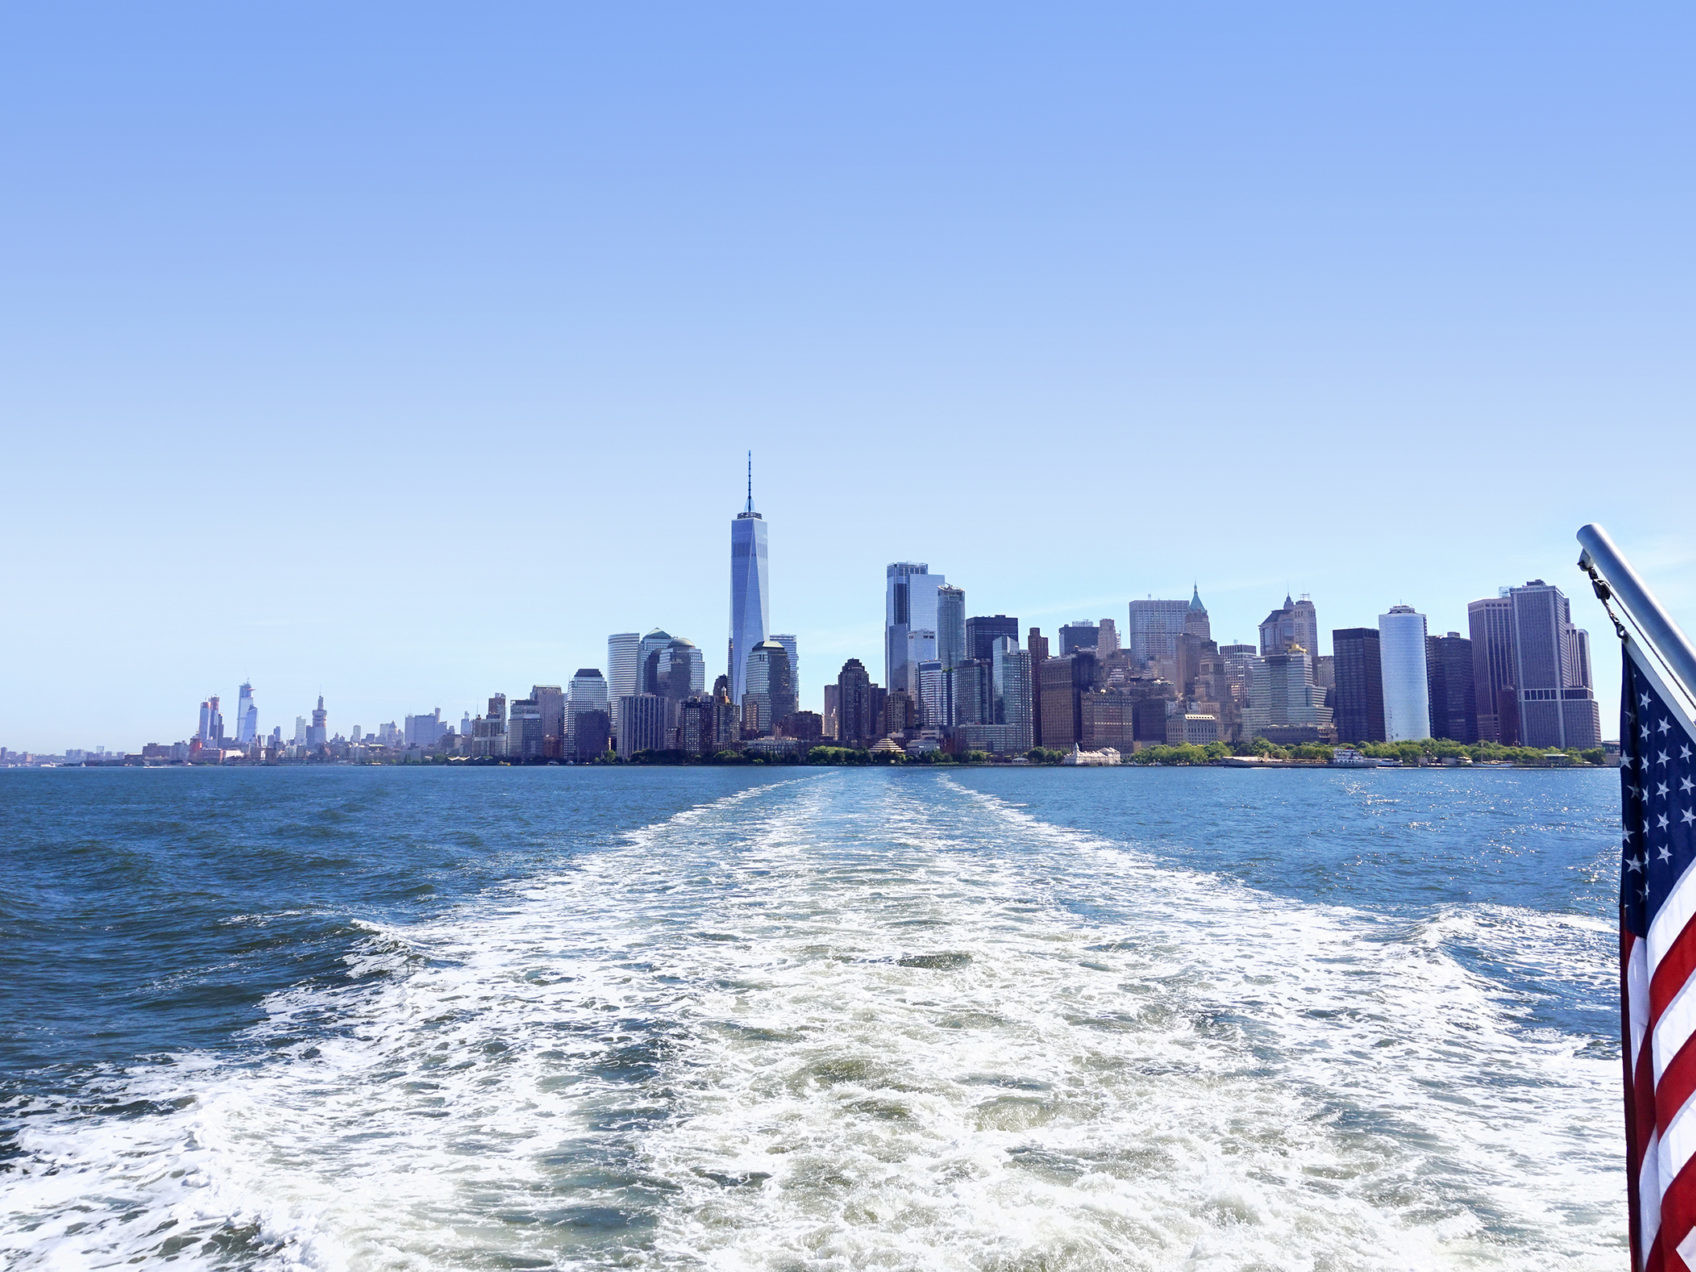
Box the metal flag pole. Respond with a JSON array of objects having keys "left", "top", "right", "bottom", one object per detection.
[{"left": 1577, "top": 523, "right": 1696, "bottom": 715}]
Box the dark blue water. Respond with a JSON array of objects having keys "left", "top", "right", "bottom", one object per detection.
[{"left": 0, "top": 766, "right": 1624, "bottom": 1269}]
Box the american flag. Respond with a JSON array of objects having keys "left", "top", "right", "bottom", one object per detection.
[{"left": 1621, "top": 639, "right": 1696, "bottom": 1269}]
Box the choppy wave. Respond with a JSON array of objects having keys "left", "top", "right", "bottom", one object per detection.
[{"left": 1, "top": 772, "right": 1625, "bottom": 1270}]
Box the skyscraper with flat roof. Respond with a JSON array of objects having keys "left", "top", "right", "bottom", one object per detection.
[
  {"left": 1128, "top": 598, "right": 1188, "bottom": 666},
  {"left": 966, "top": 615, "right": 1019, "bottom": 664},
  {"left": 936, "top": 587, "right": 966, "bottom": 669},
  {"left": 1467, "top": 596, "right": 1517, "bottom": 744},
  {"left": 769, "top": 634, "right": 798, "bottom": 706},
  {"left": 1331, "top": 628, "right": 1386, "bottom": 743},
  {"left": 1379, "top": 606, "right": 1431, "bottom": 741},
  {"left": 607, "top": 632, "right": 640, "bottom": 741},
  {"left": 729, "top": 455, "right": 769, "bottom": 709},
  {"left": 1425, "top": 633, "right": 1478, "bottom": 743},
  {"left": 1508, "top": 580, "right": 1600, "bottom": 749}
]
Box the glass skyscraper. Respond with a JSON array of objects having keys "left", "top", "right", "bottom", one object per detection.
[{"left": 729, "top": 459, "right": 769, "bottom": 709}]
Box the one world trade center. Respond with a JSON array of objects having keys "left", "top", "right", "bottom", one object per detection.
[{"left": 728, "top": 454, "right": 769, "bottom": 708}]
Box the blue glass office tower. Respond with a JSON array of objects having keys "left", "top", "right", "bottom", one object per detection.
[{"left": 728, "top": 456, "right": 769, "bottom": 708}]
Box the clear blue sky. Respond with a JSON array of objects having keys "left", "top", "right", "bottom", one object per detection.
[{"left": 3, "top": 4, "right": 1692, "bottom": 751}]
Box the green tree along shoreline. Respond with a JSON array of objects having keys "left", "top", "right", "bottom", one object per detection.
[{"left": 503, "top": 738, "right": 1607, "bottom": 768}]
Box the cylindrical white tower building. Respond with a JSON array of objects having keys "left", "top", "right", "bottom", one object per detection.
[{"left": 1378, "top": 605, "right": 1431, "bottom": 741}]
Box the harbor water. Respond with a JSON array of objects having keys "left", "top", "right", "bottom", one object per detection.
[{"left": 0, "top": 766, "right": 1625, "bottom": 1269}]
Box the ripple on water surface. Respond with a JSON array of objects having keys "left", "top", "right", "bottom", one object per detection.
[{"left": 0, "top": 770, "right": 1624, "bottom": 1270}]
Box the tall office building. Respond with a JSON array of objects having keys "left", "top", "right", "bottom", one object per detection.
[
  {"left": 951, "top": 660, "right": 993, "bottom": 727},
  {"left": 1128, "top": 598, "right": 1189, "bottom": 666},
  {"left": 936, "top": 587, "right": 967, "bottom": 669},
  {"left": 744, "top": 639, "right": 795, "bottom": 734},
  {"left": 1059, "top": 621, "right": 1100, "bottom": 655},
  {"left": 1379, "top": 606, "right": 1431, "bottom": 741},
  {"left": 607, "top": 632, "right": 640, "bottom": 741},
  {"left": 307, "top": 695, "right": 328, "bottom": 748},
  {"left": 507, "top": 696, "right": 544, "bottom": 759},
  {"left": 1027, "top": 626, "right": 1050, "bottom": 746},
  {"left": 235, "top": 683, "right": 257, "bottom": 746},
  {"left": 197, "top": 695, "right": 223, "bottom": 745},
  {"left": 917, "top": 660, "right": 950, "bottom": 730},
  {"left": 639, "top": 629, "right": 675, "bottom": 695},
  {"left": 1425, "top": 633, "right": 1478, "bottom": 743},
  {"left": 769, "top": 634, "right": 799, "bottom": 706},
  {"left": 966, "top": 615, "right": 1020, "bottom": 664},
  {"left": 835, "top": 658, "right": 875, "bottom": 746},
  {"left": 1185, "top": 586, "right": 1211, "bottom": 641},
  {"left": 1038, "top": 652, "right": 1094, "bottom": 750},
  {"left": 728, "top": 455, "right": 770, "bottom": 709},
  {"left": 567, "top": 669, "right": 610, "bottom": 760},
  {"left": 1095, "top": 619, "right": 1120, "bottom": 657},
  {"left": 1508, "top": 580, "right": 1600, "bottom": 749},
  {"left": 531, "top": 685, "right": 566, "bottom": 757},
  {"left": 1331, "top": 628, "right": 1386, "bottom": 743},
  {"left": 886, "top": 563, "right": 946, "bottom": 695},
  {"left": 992, "top": 638, "right": 1034, "bottom": 752},
  {"left": 1242, "top": 650, "right": 1333, "bottom": 741},
  {"left": 616, "top": 694, "right": 667, "bottom": 759},
  {"left": 1260, "top": 594, "right": 1320, "bottom": 657},
  {"left": 1466, "top": 597, "right": 1517, "bottom": 743},
  {"left": 664, "top": 639, "right": 706, "bottom": 699}
]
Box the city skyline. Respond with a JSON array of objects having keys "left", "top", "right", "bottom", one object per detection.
[{"left": 1, "top": 465, "right": 1619, "bottom": 757}]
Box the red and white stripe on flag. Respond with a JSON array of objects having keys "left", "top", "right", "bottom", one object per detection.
[{"left": 1619, "top": 635, "right": 1696, "bottom": 1270}]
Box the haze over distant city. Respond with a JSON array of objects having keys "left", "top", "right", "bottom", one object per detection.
[{"left": 3, "top": 4, "right": 1693, "bottom": 753}]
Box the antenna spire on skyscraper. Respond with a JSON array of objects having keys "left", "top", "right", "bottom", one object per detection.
[{"left": 746, "top": 450, "right": 754, "bottom": 514}]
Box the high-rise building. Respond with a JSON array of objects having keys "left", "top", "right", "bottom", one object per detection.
[
  {"left": 936, "top": 587, "right": 967, "bottom": 669},
  {"left": 616, "top": 694, "right": 667, "bottom": 759},
  {"left": 1426, "top": 633, "right": 1479, "bottom": 743},
  {"left": 1467, "top": 596, "right": 1517, "bottom": 744},
  {"left": 917, "top": 661, "right": 950, "bottom": 729},
  {"left": 1059, "top": 621, "right": 1099, "bottom": 655},
  {"left": 306, "top": 695, "right": 328, "bottom": 748},
  {"left": 1508, "top": 580, "right": 1600, "bottom": 749},
  {"left": 404, "top": 709, "right": 448, "bottom": 748},
  {"left": 1260, "top": 594, "right": 1320, "bottom": 658},
  {"left": 744, "top": 639, "right": 795, "bottom": 735},
  {"left": 886, "top": 562, "right": 946, "bottom": 696},
  {"left": 197, "top": 695, "right": 223, "bottom": 745},
  {"left": 639, "top": 629, "right": 675, "bottom": 695},
  {"left": 1038, "top": 652, "right": 1095, "bottom": 750},
  {"left": 1128, "top": 598, "right": 1189, "bottom": 667},
  {"left": 729, "top": 456, "right": 770, "bottom": 709},
  {"left": 235, "top": 683, "right": 257, "bottom": 746},
  {"left": 567, "top": 669, "right": 610, "bottom": 761},
  {"left": 507, "top": 696, "right": 544, "bottom": 759},
  {"left": 951, "top": 660, "right": 993, "bottom": 727},
  {"left": 471, "top": 693, "right": 508, "bottom": 758},
  {"left": 1185, "top": 586, "right": 1211, "bottom": 641},
  {"left": 662, "top": 639, "right": 706, "bottom": 700},
  {"left": 966, "top": 615, "right": 1019, "bottom": 664},
  {"left": 532, "top": 685, "right": 566, "bottom": 757},
  {"left": 1095, "top": 619, "right": 1120, "bottom": 658},
  {"left": 836, "top": 658, "right": 876, "bottom": 747},
  {"left": 1379, "top": 606, "right": 1431, "bottom": 741},
  {"left": 1242, "top": 650, "right": 1333, "bottom": 741},
  {"left": 607, "top": 632, "right": 640, "bottom": 742},
  {"left": 1027, "top": 627, "right": 1050, "bottom": 746},
  {"left": 991, "top": 638, "right": 1034, "bottom": 752},
  {"left": 769, "top": 634, "right": 798, "bottom": 706},
  {"left": 1331, "top": 628, "right": 1386, "bottom": 743},
  {"left": 821, "top": 683, "right": 840, "bottom": 739}
]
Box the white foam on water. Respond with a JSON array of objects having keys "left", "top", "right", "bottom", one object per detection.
[{"left": 1, "top": 772, "right": 1626, "bottom": 1270}]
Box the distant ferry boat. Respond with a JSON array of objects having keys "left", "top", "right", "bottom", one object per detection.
[{"left": 1332, "top": 748, "right": 1377, "bottom": 768}]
